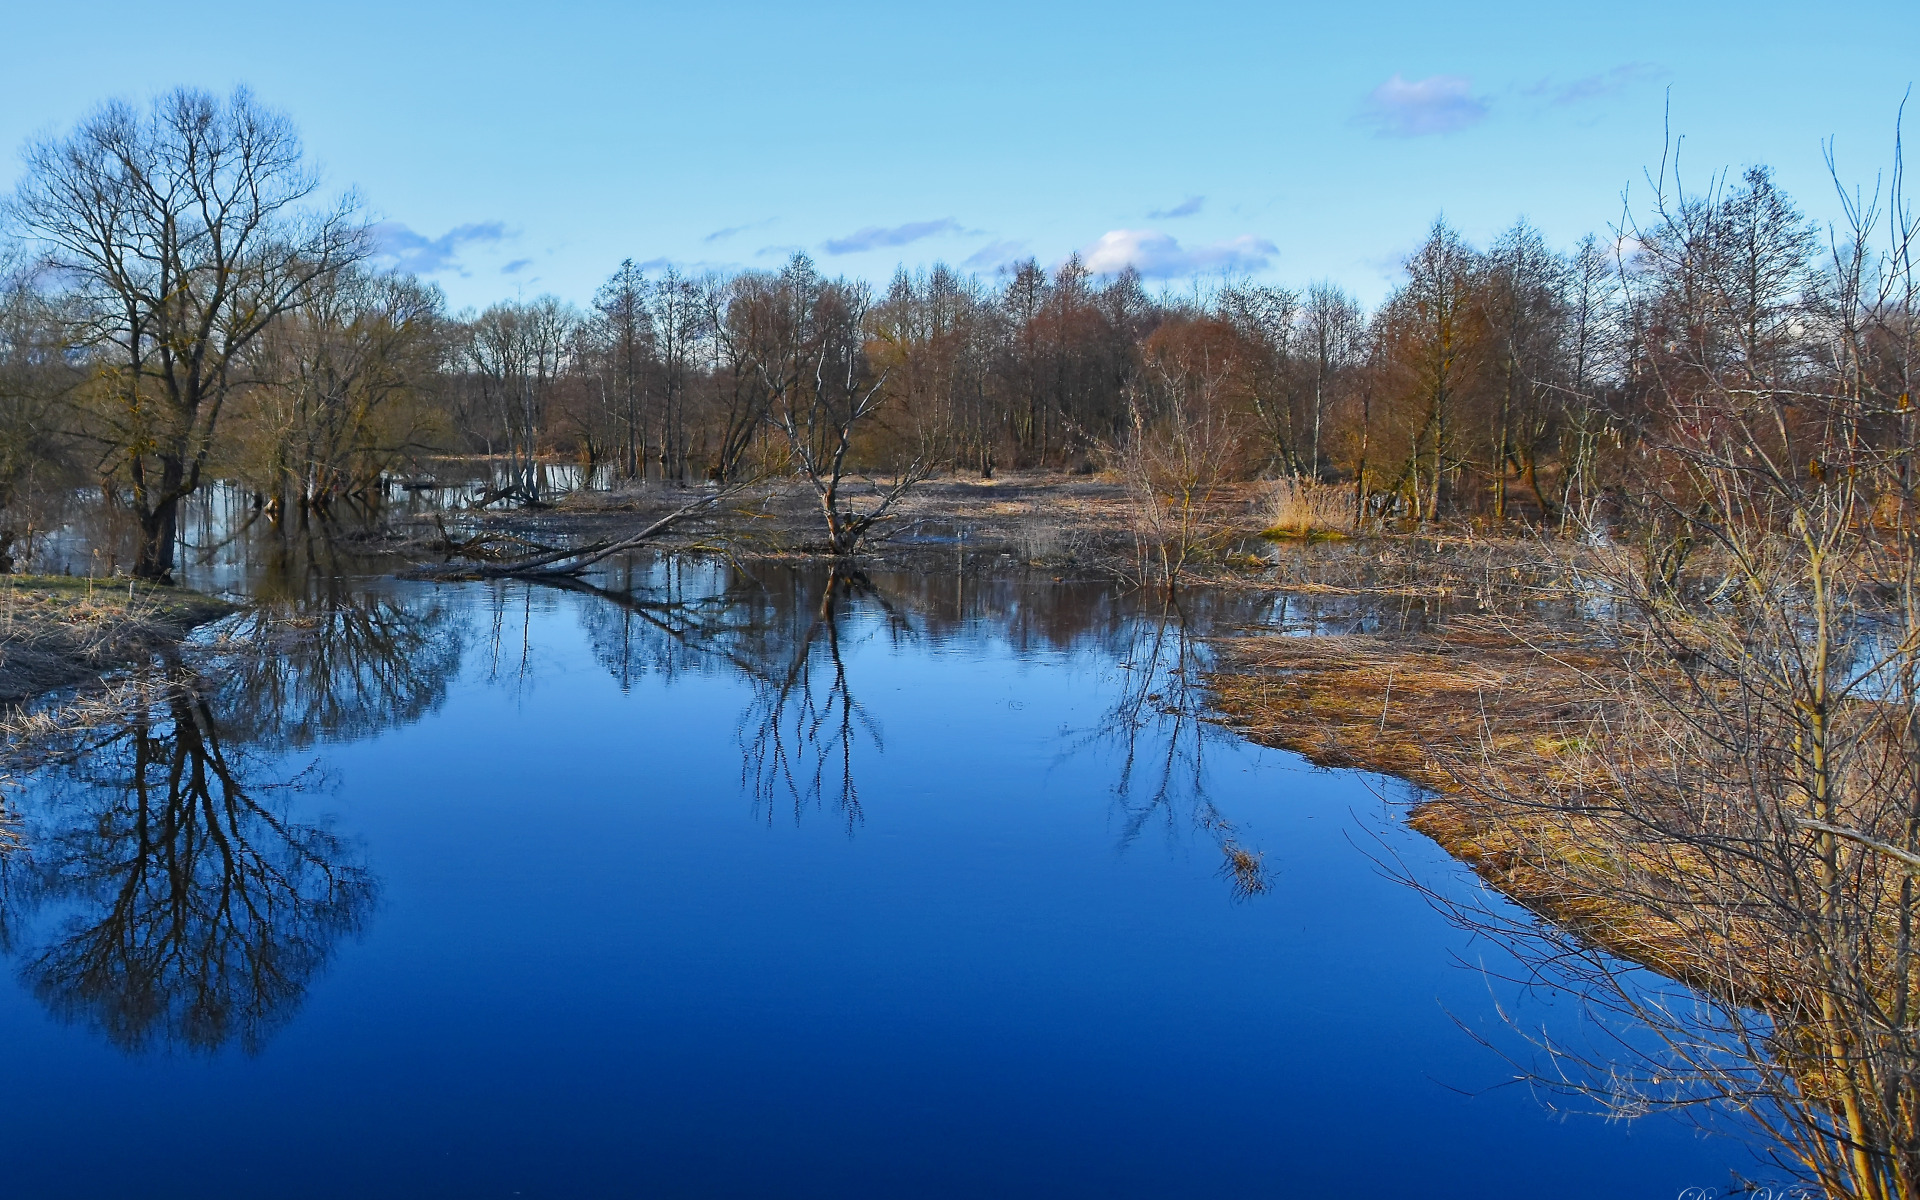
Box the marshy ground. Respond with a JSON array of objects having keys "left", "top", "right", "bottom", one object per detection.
[{"left": 0, "top": 574, "right": 235, "bottom": 705}]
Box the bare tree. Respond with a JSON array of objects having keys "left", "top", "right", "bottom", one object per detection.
[
  {"left": 1301, "top": 281, "right": 1364, "bottom": 479},
  {"left": 1375, "top": 220, "right": 1485, "bottom": 522},
  {"left": 1421, "top": 146, "right": 1920, "bottom": 1200},
  {"left": 1482, "top": 221, "right": 1572, "bottom": 522},
  {"left": 1115, "top": 324, "right": 1246, "bottom": 593},
  {"left": 0, "top": 261, "right": 79, "bottom": 569},
  {"left": 751, "top": 255, "right": 932, "bottom": 556},
  {"left": 459, "top": 296, "right": 576, "bottom": 505},
  {"left": 239, "top": 266, "right": 444, "bottom": 510},
  {"left": 649, "top": 267, "right": 702, "bottom": 481},
  {"left": 6, "top": 87, "right": 366, "bottom": 579}
]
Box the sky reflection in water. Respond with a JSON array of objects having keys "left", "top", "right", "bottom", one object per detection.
[{"left": 0, "top": 556, "right": 1747, "bottom": 1197}]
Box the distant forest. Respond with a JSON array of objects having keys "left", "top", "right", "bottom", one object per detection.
[{"left": 0, "top": 88, "right": 1914, "bottom": 573}]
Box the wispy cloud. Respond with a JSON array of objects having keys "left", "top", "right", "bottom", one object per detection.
[
  {"left": 1148, "top": 196, "right": 1205, "bottom": 219},
  {"left": 370, "top": 220, "right": 509, "bottom": 275},
  {"left": 963, "top": 240, "right": 1029, "bottom": 271},
  {"left": 1359, "top": 74, "right": 1489, "bottom": 137},
  {"left": 1526, "top": 63, "right": 1664, "bottom": 107},
  {"left": 704, "top": 218, "right": 775, "bottom": 244},
  {"left": 1081, "top": 230, "right": 1276, "bottom": 278},
  {"left": 824, "top": 218, "right": 962, "bottom": 255},
  {"left": 501, "top": 258, "right": 532, "bottom": 275}
]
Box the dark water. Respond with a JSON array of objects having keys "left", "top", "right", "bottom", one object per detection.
[{"left": 0, "top": 511, "right": 1757, "bottom": 1198}]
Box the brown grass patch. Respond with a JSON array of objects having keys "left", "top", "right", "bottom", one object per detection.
[
  {"left": 1205, "top": 621, "right": 1736, "bottom": 989},
  {"left": 0, "top": 575, "right": 236, "bottom": 705}
]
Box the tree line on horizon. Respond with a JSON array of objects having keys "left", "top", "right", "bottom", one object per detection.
[{"left": 0, "top": 87, "right": 1911, "bottom": 577}]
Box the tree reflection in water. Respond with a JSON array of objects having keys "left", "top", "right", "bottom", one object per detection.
[
  {"left": 1096, "top": 605, "right": 1272, "bottom": 900},
  {"left": 0, "top": 588, "right": 462, "bottom": 1054},
  {"left": 8, "top": 682, "right": 372, "bottom": 1054},
  {"left": 565, "top": 561, "right": 888, "bottom": 831},
  {"left": 214, "top": 591, "right": 465, "bottom": 749},
  {"left": 574, "top": 554, "right": 1275, "bottom": 887},
  {"left": 737, "top": 568, "right": 892, "bottom": 831}
]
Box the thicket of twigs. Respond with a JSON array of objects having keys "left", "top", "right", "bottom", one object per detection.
[{"left": 1215, "top": 139, "right": 1920, "bottom": 1197}]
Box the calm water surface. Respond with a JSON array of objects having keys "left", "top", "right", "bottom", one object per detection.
[{"left": 0, "top": 514, "right": 1754, "bottom": 1197}]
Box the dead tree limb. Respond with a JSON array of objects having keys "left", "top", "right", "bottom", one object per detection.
[{"left": 401, "top": 491, "right": 727, "bottom": 581}]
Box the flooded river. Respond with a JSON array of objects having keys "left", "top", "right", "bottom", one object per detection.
[{"left": 0, "top": 506, "right": 1755, "bottom": 1197}]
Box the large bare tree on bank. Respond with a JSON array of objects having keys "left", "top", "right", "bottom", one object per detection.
[{"left": 8, "top": 88, "right": 366, "bottom": 580}]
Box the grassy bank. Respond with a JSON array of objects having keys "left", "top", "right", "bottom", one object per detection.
[
  {"left": 0, "top": 575, "right": 237, "bottom": 705},
  {"left": 1204, "top": 618, "right": 1718, "bottom": 985}
]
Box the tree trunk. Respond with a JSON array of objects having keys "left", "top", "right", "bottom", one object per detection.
[{"left": 135, "top": 495, "right": 180, "bottom": 581}]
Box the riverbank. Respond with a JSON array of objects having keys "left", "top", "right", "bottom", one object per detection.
[
  {"left": 1203, "top": 616, "right": 1751, "bottom": 992},
  {"left": 0, "top": 575, "right": 237, "bottom": 705}
]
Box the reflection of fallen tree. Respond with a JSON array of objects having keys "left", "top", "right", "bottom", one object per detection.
[{"left": 1, "top": 677, "right": 373, "bottom": 1053}]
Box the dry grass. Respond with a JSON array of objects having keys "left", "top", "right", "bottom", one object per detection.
[
  {"left": 0, "top": 671, "right": 194, "bottom": 751},
  {"left": 0, "top": 575, "right": 236, "bottom": 705},
  {"left": 1260, "top": 477, "right": 1360, "bottom": 540},
  {"left": 1205, "top": 620, "right": 1737, "bottom": 988}
]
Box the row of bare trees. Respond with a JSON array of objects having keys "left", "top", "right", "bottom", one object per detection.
[{"left": 0, "top": 85, "right": 1908, "bottom": 578}]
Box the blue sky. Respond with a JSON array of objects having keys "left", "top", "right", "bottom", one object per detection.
[{"left": 3, "top": 0, "right": 1914, "bottom": 309}]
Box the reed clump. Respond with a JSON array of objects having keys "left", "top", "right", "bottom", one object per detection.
[{"left": 1259, "top": 477, "right": 1360, "bottom": 541}]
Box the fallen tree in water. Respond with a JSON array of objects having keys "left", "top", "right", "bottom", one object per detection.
[{"left": 399, "top": 490, "right": 728, "bottom": 581}]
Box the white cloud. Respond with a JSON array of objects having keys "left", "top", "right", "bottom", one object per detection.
[
  {"left": 1080, "top": 230, "right": 1276, "bottom": 278},
  {"left": 704, "top": 218, "right": 776, "bottom": 244},
  {"left": 1525, "top": 63, "right": 1664, "bottom": 107},
  {"left": 1359, "top": 74, "right": 1489, "bottom": 137}
]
